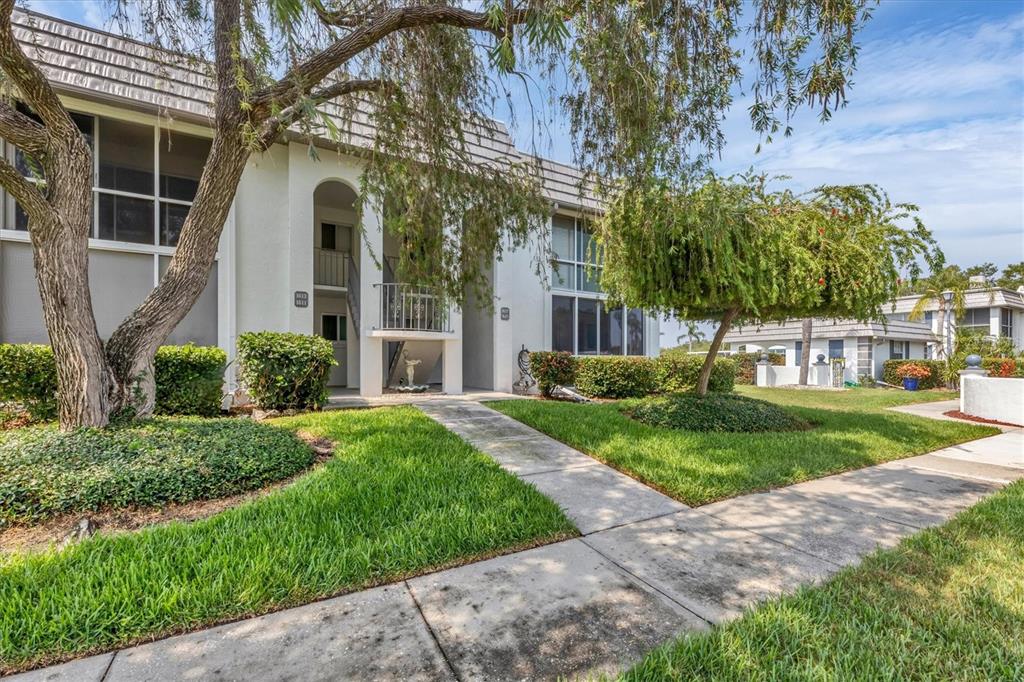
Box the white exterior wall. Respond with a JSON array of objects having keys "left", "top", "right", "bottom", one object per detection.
[
  {"left": 234, "top": 144, "right": 292, "bottom": 336},
  {"left": 491, "top": 232, "right": 548, "bottom": 392},
  {"left": 961, "top": 377, "right": 1024, "bottom": 426}
]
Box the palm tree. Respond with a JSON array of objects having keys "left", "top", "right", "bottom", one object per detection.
[
  {"left": 909, "top": 268, "right": 968, "bottom": 361},
  {"left": 798, "top": 318, "right": 813, "bottom": 384}
]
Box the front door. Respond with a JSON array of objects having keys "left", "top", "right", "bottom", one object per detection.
[{"left": 321, "top": 313, "right": 347, "bottom": 386}]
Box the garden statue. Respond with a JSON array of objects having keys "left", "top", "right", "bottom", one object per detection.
[{"left": 404, "top": 351, "right": 422, "bottom": 387}]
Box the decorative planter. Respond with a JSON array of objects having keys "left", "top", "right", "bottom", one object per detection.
[{"left": 902, "top": 377, "right": 919, "bottom": 391}]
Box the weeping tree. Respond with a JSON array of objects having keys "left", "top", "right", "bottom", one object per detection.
[
  {"left": 597, "top": 174, "right": 939, "bottom": 395},
  {"left": 0, "top": 0, "right": 875, "bottom": 428}
]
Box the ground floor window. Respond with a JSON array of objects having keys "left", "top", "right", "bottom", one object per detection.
[
  {"left": 551, "top": 295, "right": 644, "bottom": 355},
  {"left": 793, "top": 341, "right": 802, "bottom": 366},
  {"left": 828, "top": 339, "right": 844, "bottom": 360},
  {"left": 889, "top": 340, "right": 910, "bottom": 360},
  {"left": 321, "top": 313, "right": 347, "bottom": 342}
]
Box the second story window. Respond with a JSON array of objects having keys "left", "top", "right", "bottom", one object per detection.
[
  {"left": 959, "top": 307, "right": 990, "bottom": 334},
  {"left": 6, "top": 109, "right": 210, "bottom": 248},
  {"left": 551, "top": 214, "right": 601, "bottom": 293}
]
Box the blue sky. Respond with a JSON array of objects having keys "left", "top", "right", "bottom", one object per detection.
[{"left": 32, "top": 0, "right": 1023, "bottom": 274}]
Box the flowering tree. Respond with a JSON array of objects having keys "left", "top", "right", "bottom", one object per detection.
[{"left": 597, "top": 174, "right": 939, "bottom": 395}]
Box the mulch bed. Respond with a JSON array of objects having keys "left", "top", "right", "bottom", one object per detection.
[
  {"left": 1, "top": 431, "right": 335, "bottom": 555},
  {"left": 943, "top": 410, "right": 1022, "bottom": 428}
]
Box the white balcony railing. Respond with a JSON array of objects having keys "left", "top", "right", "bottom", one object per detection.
[
  {"left": 314, "top": 248, "right": 349, "bottom": 287},
  {"left": 376, "top": 283, "right": 451, "bottom": 332}
]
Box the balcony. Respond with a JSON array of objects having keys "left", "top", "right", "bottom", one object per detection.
[
  {"left": 375, "top": 283, "right": 452, "bottom": 335},
  {"left": 314, "top": 248, "right": 349, "bottom": 288}
]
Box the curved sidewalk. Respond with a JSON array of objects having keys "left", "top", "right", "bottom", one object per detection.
[{"left": 10, "top": 403, "right": 1022, "bottom": 682}]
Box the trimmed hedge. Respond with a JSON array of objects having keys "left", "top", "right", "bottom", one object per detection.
[
  {"left": 237, "top": 332, "right": 335, "bottom": 410},
  {"left": 576, "top": 356, "right": 657, "bottom": 398},
  {"left": 529, "top": 351, "right": 577, "bottom": 397},
  {"left": 627, "top": 393, "right": 810, "bottom": 433},
  {"left": 528, "top": 350, "right": 738, "bottom": 398},
  {"left": 0, "top": 344, "right": 57, "bottom": 420},
  {"left": 0, "top": 417, "right": 315, "bottom": 524},
  {"left": 730, "top": 352, "right": 785, "bottom": 385},
  {"left": 654, "top": 354, "right": 736, "bottom": 393},
  {"left": 154, "top": 345, "right": 227, "bottom": 417},
  {"left": 0, "top": 343, "right": 227, "bottom": 419},
  {"left": 881, "top": 359, "right": 945, "bottom": 389}
]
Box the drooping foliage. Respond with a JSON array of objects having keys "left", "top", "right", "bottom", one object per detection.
[
  {"left": 1, "top": 0, "right": 875, "bottom": 427},
  {"left": 598, "top": 174, "right": 938, "bottom": 325},
  {"left": 596, "top": 173, "right": 938, "bottom": 394}
]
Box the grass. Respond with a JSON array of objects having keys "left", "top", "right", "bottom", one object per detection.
[
  {"left": 618, "top": 479, "right": 1024, "bottom": 680},
  {"left": 490, "top": 387, "right": 998, "bottom": 506},
  {"left": 0, "top": 417, "right": 314, "bottom": 524},
  {"left": 0, "top": 407, "right": 576, "bottom": 673}
]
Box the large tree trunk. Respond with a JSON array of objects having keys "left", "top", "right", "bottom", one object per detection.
[
  {"left": 30, "top": 156, "right": 115, "bottom": 429},
  {"left": 695, "top": 307, "right": 739, "bottom": 396},
  {"left": 798, "top": 318, "right": 812, "bottom": 385},
  {"left": 105, "top": 136, "right": 251, "bottom": 417}
]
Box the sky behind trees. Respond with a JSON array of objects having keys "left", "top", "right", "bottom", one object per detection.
[{"left": 30, "top": 0, "right": 1024, "bottom": 347}]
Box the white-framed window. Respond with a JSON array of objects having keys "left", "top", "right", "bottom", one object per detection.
[
  {"left": 552, "top": 294, "right": 644, "bottom": 355},
  {"left": 1000, "top": 308, "right": 1014, "bottom": 338},
  {"left": 7, "top": 107, "right": 210, "bottom": 248},
  {"left": 321, "top": 313, "right": 347, "bottom": 342},
  {"left": 828, "top": 339, "right": 844, "bottom": 360},
  {"left": 889, "top": 340, "right": 910, "bottom": 360},
  {"left": 551, "top": 214, "right": 601, "bottom": 293},
  {"left": 958, "top": 307, "right": 990, "bottom": 333}
]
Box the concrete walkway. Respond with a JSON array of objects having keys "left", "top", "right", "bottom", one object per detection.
[
  {"left": 888, "top": 398, "right": 1023, "bottom": 432},
  {"left": 11, "top": 403, "right": 1024, "bottom": 682}
]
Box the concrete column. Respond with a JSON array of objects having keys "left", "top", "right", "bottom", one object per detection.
[
  {"left": 286, "top": 143, "right": 314, "bottom": 334},
  {"left": 359, "top": 194, "right": 384, "bottom": 397},
  {"left": 442, "top": 337, "right": 463, "bottom": 395}
]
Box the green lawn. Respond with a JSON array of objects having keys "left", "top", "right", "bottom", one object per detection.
[
  {"left": 0, "top": 407, "right": 576, "bottom": 674},
  {"left": 490, "top": 387, "right": 998, "bottom": 506},
  {"left": 618, "top": 479, "right": 1024, "bottom": 680}
]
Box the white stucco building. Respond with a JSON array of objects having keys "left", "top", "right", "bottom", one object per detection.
[
  {"left": 723, "top": 318, "right": 937, "bottom": 383},
  {"left": 723, "top": 286, "right": 1024, "bottom": 383},
  {"left": 0, "top": 12, "right": 659, "bottom": 398}
]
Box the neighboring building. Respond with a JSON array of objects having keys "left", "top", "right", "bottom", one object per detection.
[
  {"left": 887, "top": 286, "right": 1024, "bottom": 357},
  {"left": 722, "top": 286, "right": 1024, "bottom": 383},
  {"left": 0, "top": 12, "right": 659, "bottom": 398},
  {"left": 723, "top": 318, "right": 936, "bottom": 383}
]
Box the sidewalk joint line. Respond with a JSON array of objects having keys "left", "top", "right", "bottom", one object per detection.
[
  {"left": 405, "top": 581, "right": 463, "bottom": 682},
  {"left": 579, "top": 537, "right": 714, "bottom": 627},
  {"left": 99, "top": 651, "right": 117, "bottom": 681}
]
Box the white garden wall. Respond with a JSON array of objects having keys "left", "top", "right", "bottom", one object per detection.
[
  {"left": 756, "top": 363, "right": 829, "bottom": 388},
  {"left": 960, "top": 377, "right": 1024, "bottom": 426}
]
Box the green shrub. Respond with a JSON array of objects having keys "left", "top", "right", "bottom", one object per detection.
[
  {"left": 0, "top": 344, "right": 57, "bottom": 420},
  {"left": 575, "top": 356, "right": 657, "bottom": 398},
  {"left": 729, "top": 351, "right": 785, "bottom": 385},
  {"left": 529, "top": 351, "right": 577, "bottom": 397},
  {"left": 982, "top": 357, "right": 1024, "bottom": 377},
  {"left": 882, "top": 359, "right": 945, "bottom": 389},
  {"left": 654, "top": 354, "right": 736, "bottom": 393},
  {"left": 0, "top": 417, "right": 316, "bottom": 524},
  {"left": 0, "top": 343, "right": 228, "bottom": 420},
  {"left": 154, "top": 344, "right": 227, "bottom": 417},
  {"left": 626, "top": 393, "right": 810, "bottom": 433},
  {"left": 237, "top": 332, "right": 336, "bottom": 410}
]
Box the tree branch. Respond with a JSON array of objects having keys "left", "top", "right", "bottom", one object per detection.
[
  {"left": 0, "top": 2, "right": 78, "bottom": 137},
  {"left": 213, "top": 0, "right": 244, "bottom": 127},
  {"left": 252, "top": 4, "right": 529, "bottom": 116},
  {"left": 0, "top": 154, "right": 49, "bottom": 222},
  {"left": 256, "top": 78, "right": 389, "bottom": 149},
  {"left": 0, "top": 100, "right": 47, "bottom": 153}
]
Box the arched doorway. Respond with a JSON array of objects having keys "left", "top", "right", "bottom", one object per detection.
[{"left": 313, "top": 180, "right": 359, "bottom": 388}]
